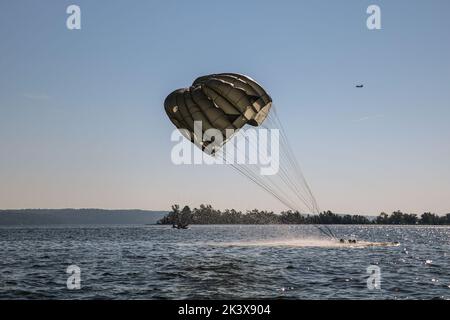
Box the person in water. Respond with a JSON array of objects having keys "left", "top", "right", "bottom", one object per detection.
[{"left": 339, "top": 239, "right": 357, "bottom": 243}]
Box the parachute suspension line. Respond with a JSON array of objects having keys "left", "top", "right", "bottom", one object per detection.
[
  {"left": 218, "top": 117, "right": 335, "bottom": 240},
  {"left": 224, "top": 105, "right": 333, "bottom": 240},
  {"left": 255, "top": 123, "right": 315, "bottom": 212},
  {"left": 315, "top": 225, "right": 335, "bottom": 239},
  {"left": 229, "top": 164, "right": 298, "bottom": 212},
  {"left": 267, "top": 106, "right": 338, "bottom": 239},
  {"left": 220, "top": 143, "right": 299, "bottom": 212},
  {"left": 257, "top": 128, "right": 315, "bottom": 212},
  {"left": 272, "top": 107, "right": 318, "bottom": 212},
  {"left": 258, "top": 107, "right": 319, "bottom": 214},
  {"left": 221, "top": 131, "right": 302, "bottom": 212},
  {"left": 265, "top": 105, "right": 321, "bottom": 214},
  {"left": 242, "top": 133, "right": 315, "bottom": 212},
  {"left": 234, "top": 127, "right": 315, "bottom": 213},
  {"left": 323, "top": 225, "right": 337, "bottom": 239}
]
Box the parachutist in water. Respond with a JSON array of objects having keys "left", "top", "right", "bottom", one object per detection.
[{"left": 339, "top": 239, "right": 358, "bottom": 244}]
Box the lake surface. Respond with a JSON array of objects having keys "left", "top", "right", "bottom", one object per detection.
[{"left": 0, "top": 225, "right": 449, "bottom": 299}]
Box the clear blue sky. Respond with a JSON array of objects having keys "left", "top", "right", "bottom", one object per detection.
[{"left": 1, "top": 0, "right": 449, "bottom": 214}]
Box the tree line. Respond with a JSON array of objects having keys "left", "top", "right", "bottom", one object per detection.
[{"left": 157, "top": 205, "right": 450, "bottom": 226}]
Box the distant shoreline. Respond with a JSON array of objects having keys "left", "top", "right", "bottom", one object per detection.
[
  {"left": 0, "top": 209, "right": 167, "bottom": 225},
  {"left": 1, "top": 207, "right": 449, "bottom": 226}
]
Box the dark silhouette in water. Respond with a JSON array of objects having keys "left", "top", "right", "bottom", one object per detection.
[
  {"left": 172, "top": 223, "right": 189, "bottom": 229},
  {"left": 163, "top": 205, "right": 191, "bottom": 229},
  {"left": 339, "top": 239, "right": 357, "bottom": 244},
  {"left": 356, "top": 84, "right": 364, "bottom": 88}
]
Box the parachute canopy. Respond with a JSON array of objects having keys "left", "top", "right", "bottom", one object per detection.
[{"left": 164, "top": 73, "right": 272, "bottom": 153}]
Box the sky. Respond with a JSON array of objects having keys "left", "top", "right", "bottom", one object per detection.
[{"left": 0, "top": 0, "right": 449, "bottom": 215}]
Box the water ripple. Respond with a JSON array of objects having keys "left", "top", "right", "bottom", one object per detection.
[{"left": 0, "top": 225, "right": 449, "bottom": 299}]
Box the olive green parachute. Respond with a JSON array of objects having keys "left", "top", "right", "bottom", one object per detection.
[{"left": 164, "top": 73, "right": 272, "bottom": 153}]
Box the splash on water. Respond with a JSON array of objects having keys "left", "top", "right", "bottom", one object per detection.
[{"left": 211, "top": 238, "right": 401, "bottom": 248}]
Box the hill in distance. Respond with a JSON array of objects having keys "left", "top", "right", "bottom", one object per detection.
[{"left": 0, "top": 209, "right": 167, "bottom": 226}]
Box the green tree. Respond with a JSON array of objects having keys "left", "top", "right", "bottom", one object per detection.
[
  {"left": 178, "top": 205, "right": 192, "bottom": 226},
  {"left": 376, "top": 212, "right": 389, "bottom": 224},
  {"left": 157, "top": 204, "right": 180, "bottom": 225},
  {"left": 403, "top": 213, "right": 418, "bottom": 224},
  {"left": 389, "top": 211, "right": 405, "bottom": 225},
  {"left": 420, "top": 212, "right": 440, "bottom": 225}
]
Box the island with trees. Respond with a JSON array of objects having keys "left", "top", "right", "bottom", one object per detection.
[{"left": 158, "top": 204, "right": 450, "bottom": 227}]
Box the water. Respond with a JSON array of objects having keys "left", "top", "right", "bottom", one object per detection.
[{"left": 0, "top": 225, "right": 449, "bottom": 299}]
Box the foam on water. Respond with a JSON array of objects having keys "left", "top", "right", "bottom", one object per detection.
[{"left": 213, "top": 238, "right": 401, "bottom": 248}]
